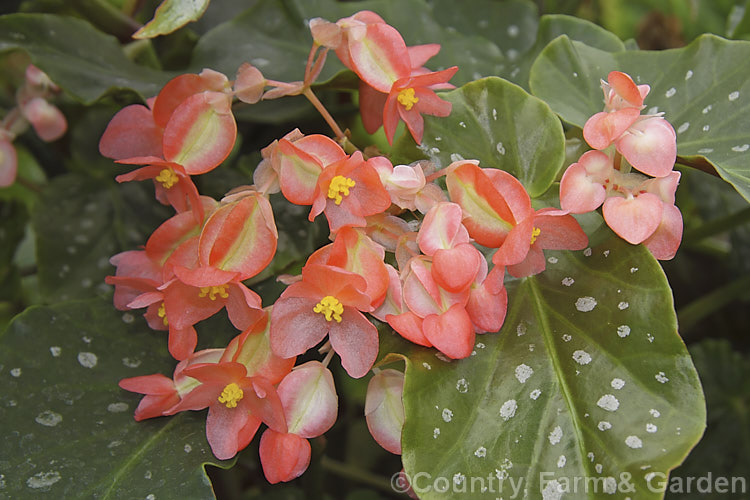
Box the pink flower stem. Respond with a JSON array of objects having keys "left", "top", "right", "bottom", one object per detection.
[{"left": 302, "top": 87, "right": 345, "bottom": 140}]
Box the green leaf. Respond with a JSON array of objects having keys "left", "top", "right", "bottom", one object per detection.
[
  {"left": 32, "top": 173, "right": 169, "bottom": 302},
  {"left": 0, "top": 298, "right": 232, "bottom": 498},
  {"left": 529, "top": 34, "right": 750, "bottom": 203},
  {"left": 399, "top": 237, "right": 705, "bottom": 499},
  {"left": 665, "top": 340, "right": 750, "bottom": 499},
  {"left": 134, "top": 0, "right": 211, "bottom": 39},
  {"left": 0, "top": 13, "right": 170, "bottom": 103},
  {"left": 392, "top": 77, "right": 565, "bottom": 198}
]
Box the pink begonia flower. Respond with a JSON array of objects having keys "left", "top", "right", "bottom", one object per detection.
[
  {"left": 270, "top": 263, "right": 378, "bottom": 378},
  {"left": 258, "top": 360, "right": 339, "bottom": 482},
  {"left": 417, "top": 202, "right": 482, "bottom": 292},
  {"left": 372, "top": 159, "right": 448, "bottom": 212},
  {"left": 560, "top": 150, "right": 682, "bottom": 257},
  {"left": 176, "top": 361, "right": 287, "bottom": 460},
  {"left": 388, "top": 256, "right": 474, "bottom": 358},
  {"left": 101, "top": 70, "right": 237, "bottom": 177},
  {"left": 507, "top": 208, "right": 589, "bottom": 278},
  {"left": 583, "top": 71, "right": 676, "bottom": 178},
  {"left": 306, "top": 227, "right": 390, "bottom": 309},
  {"left": 445, "top": 160, "right": 534, "bottom": 267},
  {"left": 276, "top": 134, "right": 346, "bottom": 205},
  {"left": 309, "top": 151, "right": 391, "bottom": 233},
  {"left": 310, "top": 12, "right": 410, "bottom": 93},
  {"left": 119, "top": 348, "right": 224, "bottom": 421},
  {"left": 381, "top": 67, "right": 458, "bottom": 145},
  {"left": 365, "top": 369, "right": 405, "bottom": 454},
  {"left": 363, "top": 213, "right": 412, "bottom": 252}
]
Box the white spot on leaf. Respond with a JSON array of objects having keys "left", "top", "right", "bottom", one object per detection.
[
  {"left": 515, "top": 364, "right": 534, "bottom": 383},
  {"left": 474, "top": 446, "right": 486, "bottom": 458},
  {"left": 561, "top": 277, "right": 574, "bottom": 286},
  {"left": 442, "top": 408, "right": 453, "bottom": 422},
  {"left": 499, "top": 399, "right": 517, "bottom": 421},
  {"left": 530, "top": 389, "right": 542, "bottom": 400},
  {"left": 597, "top": 394, "right": 620, "bottom": 412},
  {"left": 598, "top": 421, "right": 612, "bottom": 431},
  {"left": 549, "top": 425, "right": 563, "bottom": 445},
  {"left": 35, "top": 410, "right": 62, "bottom": 427},
  {"left": 107, "top": 402, "right": 128, "bottom": 413},
  {"left": 625, "top": 435, "right": 643, "bottom": 448},
  {"left": 665, "top": 88, "right": 676, "bottom": 98},
  {"left": 456, "top": 378, "right": 469, "bottom": 393},
  {"left": 729, "top": 91, "right": 740, "bottom": 101},
  {"left": 611, "top": 378, "right": 625, "bottom": 389},
  {"left": 617, "top": 325, "right": 631, "bottom": 338},
  {"left": 575, "top": 297, "right": 597, "bottom": 312},
  {"left": 655, "top": 371, "right": 669, "bottom": 383},
  {"left": 77, "top": 352, "right": 98, "bottom": 368},
  {"left": 26, "top": 471, "right": 61, "bottom": 489},
  {"left": 572, "top": 350, "right": 592, "bottom": 365}
]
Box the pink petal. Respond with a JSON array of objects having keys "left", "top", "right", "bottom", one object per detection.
[
  {"left": 277, "top": 361, "right": 338, "bottom": 438},
  {"left": 269, "top": 297, "right": 330, "bottom": 358},
  {"left": 328, "top": 307, "right": 379, "bottom": 378},
  {"left": 466, "top": 281, "right": 507, "bottom": 333},
  {"left": 417, "top": 202, "right": 469, "bottom": 255},
  {"left": 643, "top": 203, "right": 682, "bottom": 260},
  {"left": 422, "top": 304, "right": 474, "bottom": 359},
  {"left": 99, "top": 104, "right": 162, "bottom": 160},
  {"left": 364, "top": 369, "right": 404, "bottom": 454},
  {"left": 348, "top": 23, "right": 410, "bottom": 92},
  {"left": 616, "top": 116, "right": 676, "bottom": 178},
  {"left": 432, "top": 243, "right": 481, "bottom": 293},
  {"left": 0, "top": 139, "right": 16, "bottom": 190},
  {"left": 162, "top": 92, "right": 236, "bottom": 175},
  {"left": 359, "top": 81, "right": 387, "bottom": 134},
  {"left": 386, "top": 311, "right": 431, "bottom": 347},
  {"left": 22, "top": 97, "right": 67, "bottom": 142},
  {"left": 583, "top": 108, "right": 640, "bottom": 150},
  {"left": 559, "top": 152, "right": 612, "bottom": 213},
  {"left": 206, "top": 401, "right": 250, "bottom": 459},
  {"left": 259, "top": 429, "right": 311, "bottom": 484},
  {"left": 507, "top": 245, "right": 547, "bottom": 278},
  {"left": 602, "top": 193, "right": 663, "bottom": 244}
]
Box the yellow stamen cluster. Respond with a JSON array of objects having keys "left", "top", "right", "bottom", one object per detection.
[
  {"left": 397, "top": 88, "right": 419, "bottom": 111},
  {"left": 313, "top": 295, "right": 344, "bottom": 323},
  {"left": 327, "top": 175, "right": 356, "bottom": 205},
  {"left": 218, "top": 382, "right": 243, "bottom": 408},
  {"left": 199, "top": 285, "right": 229, "bottom": 301},
  {"left": 155, "top": 168, "right": 179, "bottom": 189},
  {"left": 531, "top": 227, "right": 541, "bottom": 245},
  {"left": 157, "top": 303, "right": 168, "bottom": 326}
]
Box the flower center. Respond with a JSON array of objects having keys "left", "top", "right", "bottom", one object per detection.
[
  {"left": 155, "top": 168, "right": 179, "bottom": 189},
  {"left": 313, "top": 295, "right": 344, "bottom": 322},
  {"left": 397, "top": 88, "right": 419, "bottom": 110},
  {"left": 199, "top": 285, "right": 229, "bottom": 301},
  {"left": 327, "top": 175, "right": 356, "bottom": 205},
  {"left": 218, "top": 383, "right": 243, "bottom": 408},
  {"left": 530, "top": 227, "right": 541, "bottom": 245},
  {"left": 157, "top": 303, "right": 168, "bottom": 326}
]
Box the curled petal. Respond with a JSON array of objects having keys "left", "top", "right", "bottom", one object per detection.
[
  {"left": 234, "top": 63, "right": 265, "bottom": 104},
  {"left": 616, "top": 116, "right": 676, "bottom": 178},
  {"left": 277, "top": 361, "right": 338, "bottom": 438},
  {"left": 365, "top": 369, "right": 404, "bottom": 454},
  {"left": 643, "top": 203, "right": 683, "bottom": 260},
  {"left": 583, "top": 108, "right": 640, "bottom": 150},
  {"left": 259, "top": 429, "right": 311, "bottom": 484}
]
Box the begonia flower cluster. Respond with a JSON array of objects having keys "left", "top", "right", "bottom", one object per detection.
[
  {"left": 1, "top": 64, "right": 67, "bottom": 186},
  {"left": 97, "top": 10, "right": 680, "bottom": 486},
  {"left": 560, "top": 71, "right": 682, "bottom": 259}
]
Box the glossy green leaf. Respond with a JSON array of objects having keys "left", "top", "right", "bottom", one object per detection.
[
  {"left": 392, "top": 77, "right": 565, "bottom": 197},
  {"left": 429, "top": 1, "right": 624, "bottom": 89},
  {"left": 529, "top": 34, "right": 750, "bottom": 203},
  {"left": 398, "top": 236, "right": 705, "bottom": 499},
  {"left": 134, "top": 0, "right": 211, "bottom": 39},
  {"left": 32, "top": 173, "right": 169, "bottom": 302},
  {"left": 0, "top": 298, "right": 232, "bottom": 498},
  {"left": 0, "top": 13, "right": 170, "bottom": 103}
]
